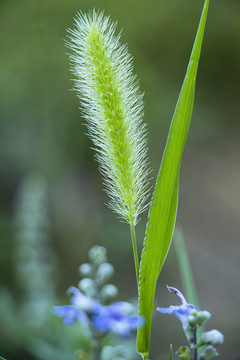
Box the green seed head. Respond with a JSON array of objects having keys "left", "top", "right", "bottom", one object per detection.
[{"left": 67, "top": 10, "right": 150, "bottom": 224}]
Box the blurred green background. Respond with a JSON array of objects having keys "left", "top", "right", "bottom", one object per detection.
[{"left": 0, "top": 0, "right": 240, "bottom": 359}]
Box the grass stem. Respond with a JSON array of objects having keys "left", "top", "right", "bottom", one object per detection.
[{"left": 130, "top": 221, "right": 139, "bottom": 284}]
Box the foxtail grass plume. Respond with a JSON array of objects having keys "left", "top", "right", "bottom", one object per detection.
[{"left": 66, "top": 10, "right": 150, "bottom": 224}]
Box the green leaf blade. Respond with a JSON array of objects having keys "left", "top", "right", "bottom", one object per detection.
[
  {"left": 137, "top": 0, "right": 210, "bottom": 357},
  {"left": 170, "top": 344, "right": 173, "bottom": 360}
]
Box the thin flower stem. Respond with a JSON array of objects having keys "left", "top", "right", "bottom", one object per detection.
[
  {"left": 130, "top": 221, "right": 139, "bottom": 284},
  {"left": 193, "top": 326, "right": 198, "bottom": 360},
  {"left": 92, "top": 327, "right": 101, "bottom": 360}
]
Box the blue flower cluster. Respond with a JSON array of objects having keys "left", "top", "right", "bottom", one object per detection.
[
  {"left": 53, "top": 246, "right": 141, "bottom": 343},
  {"left": 157, "top": 286, "right": 224, "bottom": 360},
  {"left": 53, "top": 286, "right": 139, "bottom": 337}
]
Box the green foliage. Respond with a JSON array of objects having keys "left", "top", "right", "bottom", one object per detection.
[
  {"left": 137, "top": 0, "right": 210, "bottom": 357},
  {"left": 169, "top": 344, "right": 173, "bottom": 360},
  {"left": 174, "top": 227, "right": 198, "bottom": 306}
]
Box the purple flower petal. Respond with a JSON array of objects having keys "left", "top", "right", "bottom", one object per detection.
[
  {"left": 53, "top": 286, "right": 101, "bottom": 326},
  {"left": 67, "top": 286, "right": 102, "bottom": 313},
  {"left": 167, "top": 286, "right": 188, "bottom": 305},
  {"left": 93, "top": 313, "right": 139, "bottom": 337},
  {"left": 157, "top": 286, "right": 198, "bottom": 326},
  {"left": 156, "top": 305, "right": 176, "bottom": 315},
  {"left": 53, "top": 305, "right": 88, "bottom": 325},
  {"left": 92, "top": 301, "right": 140, "bottom": 337}
]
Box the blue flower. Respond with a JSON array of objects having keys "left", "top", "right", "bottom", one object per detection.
[
  {"left": 156, "top": 286, "right": 198, "bottom": 326},
  {"left": 53, "top": 286, "right": 101, "bottom": 325},
  {"left": 93, "top": 302, "right": 140, "bottom": 337},
  {"left": 53, "top": 287, "right": 140, "bottom": 337},
  {"left": 53, "top": 304, "right": 87, "bottom": 325}
]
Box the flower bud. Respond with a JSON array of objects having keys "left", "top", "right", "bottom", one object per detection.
[
  {"left": 199, "top": 329, "right": 224, "bottom": 346},
  {"left": 100, "top": 284, "right": 118, "bottom": 303},
  {"left": 176, "top": 346, "right": 191, "bottom": 360},
  {"left": 116, "top": 301, "right": 134, "bottom": 314},
  {"left": 88, "top": 245, "right": 107, "bottom": 266},
  {"left": 78, "top": 278, "right": 96, "bottom": 297},
  {"left": 79, "top": 263, "right": 94, "bottom": 277},
  {"left": 100, "top": 345, "right": 126, "bottom": 360},
  {"left": 96, "top": 262, "right": 114, "bottom": 284},
  {"left": 100, "top": 346, "right": 115, "bottom": 360},
  {"left": 190, "top": 309, "right": 198, "bottom": 316},
  {"left": 188, "top": 314, "right": 197, "bottom": 327},
  {"left": 183, "top": 324, "right": 194, "bottom": 343},
  {"left": 113, "top": 345, "right": 127, "bottom": 360},
  {"left": 74, "top": 349, "right": 91, "bottom": 360},
  {"left": 199, "top": 345, "right": 219, "bottom": 360},
  {"left": 196, "top": 310, "right": 211, "bottom": 326}
]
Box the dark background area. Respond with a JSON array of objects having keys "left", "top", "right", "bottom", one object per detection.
[{"left": 0, "top": 0, "right": 240, "bottom": 359}]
